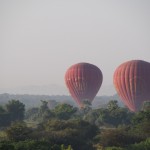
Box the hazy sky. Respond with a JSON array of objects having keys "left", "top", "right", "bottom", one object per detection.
[{"left": 0, "top": 0, "right": 150, "bottom": 94}]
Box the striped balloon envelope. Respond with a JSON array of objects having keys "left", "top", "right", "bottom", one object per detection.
[
  {"left": 65, "top": 62, "right": 103, "bottom": 108},
  {"left": 113, "top": 60, "right": 150, "bottom": 112}
]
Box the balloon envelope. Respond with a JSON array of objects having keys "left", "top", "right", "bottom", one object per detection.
[
  {"left": 65, "top": 62, "right": 103, "bottom": 108},
  {"left": 113, "top": 60, "right": 150, "bottom": 112}
]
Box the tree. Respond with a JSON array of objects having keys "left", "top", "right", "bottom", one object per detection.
[
  {"left": 53, "top": 103, "right": 77, "bottom": 120},
  {"left": 0, "top": 141, "right": 73, "bottom": 150},
  {"left": 39, "top": 100, "right": 54, "bottom": 122},
  {"left": 0, "top": 142, "right": 14, "bottom": 150},
  {"left": 6, "top": 100, "right": 25, "bottom": 121},
  {"left": 132, "top": 110, "right": 150, "bottom": 124},
  {"left": 128, "top": 138, "right": 150, "bottom": 150},
  {"left": 47, "top": 100, "right": 58, "bottom": 109},
  {"left": 95, "top": 108, "right": 110, "bottom": 126},
  {"left": 107, "top": 100, "right": 119, "bottom": 112},
  {"left": 99, "top": 128, "right": 142, "bottom": 147},
  {"left": 25, "top": 107, "right": 39, "bottom": 121},
  {"left": 131, "top": 110, "right": 150, "bottom": 138},
  {"left": 0, "top": 105, "right": 11, "bottom": 127},
  {"left": 0, "top": 105, "right": 5, "bottom": 113},
  {"left": 0, "top": 113, "right": 11, "bottom": 127},
  {"left": 44, "top": 119, "right": 98, "bottom": 150},
  {"left": 83, "top": 110, "right": 99, "bottom": 124},
  {"left": 40, "top": 100, "right": 49, "bottom": 113},
  {"left": 5, "top": 121, "right": 32, "bottom": 141},
  {"left": 80, "top": 100, "right": 92, "bottom": 115},
  {"left": 107, "top": 108, "right": 131, "bottom": 127},
  {"left": 142, "top": 101, "right": 150, "bottom": 111},
  {"left": 93, "top": 101, "right": 134, "bottom": 127}
]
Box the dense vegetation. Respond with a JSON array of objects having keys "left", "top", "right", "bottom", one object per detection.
[{"left": 0, "top": 99, "right": 149, "bottom": 150}]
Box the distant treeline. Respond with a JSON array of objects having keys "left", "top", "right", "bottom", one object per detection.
[{"left": 0, "top": 93, "right": 124, "bottom": 108}]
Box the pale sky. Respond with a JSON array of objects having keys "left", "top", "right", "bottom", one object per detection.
[{"left": 0, "top": 0, "right": 150, "bottom": 95}]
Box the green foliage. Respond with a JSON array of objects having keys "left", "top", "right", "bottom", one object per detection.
[
  {"left": 81, "top": 100, "right": 92, "bottom": 113},
  {"left": 0, "top": 105, "right": 6, "bottom": 113},
  {"left": 95, "top": 108, "right": 109, "bottom": 125},
  {"left": 0, "top": 141, "right": 15, "bottom": 150},
  {"left": 105, "top": 101, "right": 133, "bottom": 127},
  {"left": 26, "top": 100, "right": 55, "bottom": 123},
  {"left": 13, "top": 140, "right": 51, "bottom": 150},
  {"left": 5, "top": 122, "right": 32, "bottom": 141},
  {"left": 0, "top": 140, "right": 73, "bottom": 150},
  {"left": 25, "top": 107, "right": 39, "bottom": 121},
  {"left": 83, "top": 110, "right": 99, "bottom": 124},
  {"left": 39, "top": 100, "right": 55, "bottom": 122},
  {"left": 45, "top": 119, "right": 98, "bottom": 137},
  {"left": 53, "top": 103, "right": 77, "bottom": 120},
  {"left": 1, "top": 99, "right": 149, "bottom": 150},
  {"left": 0, "top": 131, "right": 7, "bottom": 141},
  {"left": 0, "top": 100, "right": 25, "bottom": 127},
  {"left": 107, "top": 100, "right": 119, "bottom": 112},
  {"left": 88, "top": 101, "right": 133, "bottom": 127},
  {"left": 107, "top": 108, "right": 132, "bottom": 126},
  {"left": 99, "top": 127, "right": 143, "bottom": 147},
  {"left": 6, "top": 100, "right": 25, "bottom": 121},
  {"left": 132, "top": 110, "right": 150, "bottom": 124},
  {"left": 130, "top": 110, "right": 150, "bottom": 139},
  {"left": 0, "top": 112, "right": 11, "bottom": 127},
  {"left": 44, "top": 119, "right": 97, "bottom": 150},
  {"left": 127, "top": 138, "right": 150, "bottom": 150},
  {"left": 130, "top": 120, "right": 150, "bottom": 139},
  {"left": 61, "top": 144, "right": 73, "bottom": 150},
  {"left": 142, "top": 101, "right": 150, "bottom": 111},
  {"left": 105, "top": 147, "right": 124, "bottom": 150},
  {"left": 40, "top": 100, "right": 49, "bottom": 113},
  {"left": 94, "top": 110, "right": 150, "bottom": 149},
  {"left": 42, "top": 110, "right": 54, "bottom": 122}
]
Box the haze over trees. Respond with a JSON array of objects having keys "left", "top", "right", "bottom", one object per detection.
[{"left": 0, "top": 97, "right": 149, "bottom": 150}]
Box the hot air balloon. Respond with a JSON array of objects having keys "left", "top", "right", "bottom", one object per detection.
[
  {"left": 113, "top": 60, "right": 150, "bottom": 112},
  {"left": 65, "top": 62, "right": 103, "bottom": 108}
]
